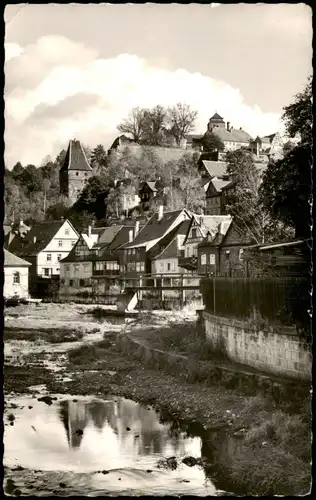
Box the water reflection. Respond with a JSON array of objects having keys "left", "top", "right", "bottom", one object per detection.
[{"left": 4, "top": 394, "right": 217, "bottom": 495}]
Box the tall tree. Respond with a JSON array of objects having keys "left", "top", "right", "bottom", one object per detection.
[
  {"left": 225, "top": 149, "right": 271, "bottom": 244},
  {"left": 141, "top": 105, "right": 169, "bottom": 146},
  {"left": 91, "top": 144, "right": 108, "bottom": 171},
  {"left": 260, "top": 78, "right": 312, "bottom": 239},
  {"left": 167, "top": 103, "right": 198, "bottom": 146},
  {"left": 117, "top": 107, "right": 147, "bottom": 142}
]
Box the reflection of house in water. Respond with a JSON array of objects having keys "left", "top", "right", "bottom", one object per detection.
[
  {"left": 88, "top": 401, "right": 110, "bottom": 432},
  {"left": 59, "top": 400, "right": 90, "bottom": 449}
]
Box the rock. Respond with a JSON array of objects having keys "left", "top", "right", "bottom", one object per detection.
[
  {"left": 75, "top": 429, "right": 83, "bottom": 436},
  {"left": 13, "top": 465, "right": 24, "bottom": 471},
  {"left": 10, "top": 421, "right": 14, "bottom": 426},
  {"left": 102, "top": 470, "right": 109, "bottom": 475},
  {"left": 59, "top": 483, "right": 66, "bottom": 488},
  {"left": 73, "top": 399, "right": 78, "bottom": 402},
  {"left": 126, "top": 427, "right": 131, "bottom": 431},
  {"left": 146, "top": 470, "right": 152, "bottom": 473},
  {"left": 11, "top": 403, "right": 18, "bottom": 409},
  {"left": 157, "top": 456, "right": 178, "bottom": 470},
  {"left": 135, "top": 434, "right": 140, "bottom": 438},
  {"left": 118, "top": 478, "right": 121, "bottom": 481},
  {"left": 182, "top": 456, "right": 202, "bottom": 467},
  {"left": 37, "top": 396, "right": 53, "bottom": 406},
  {"left": 5, "top": 479, "right": 16, "bottom": 494},
  {"left": 8, "top": 413, "right": 15, "bottom": 421},
  {"left": 28, "top": 406, "right": 33, "bottom": 409},
  {"left": 180, "top": 479, "right": 190, "bottom": 483},
  {"left": 261, "top": 441, "right": 268, "bottom": 447},
  {"left": 14, "top": 489, "right": 22, "bottom": 496}
]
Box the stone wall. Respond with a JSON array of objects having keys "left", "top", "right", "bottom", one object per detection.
[{"left": 201, "top": 310, "right": 311, "bottom": 380}]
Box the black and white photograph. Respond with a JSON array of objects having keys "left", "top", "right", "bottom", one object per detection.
[{"left": 3, "top": 2, "right": 313, "bottom": 496}]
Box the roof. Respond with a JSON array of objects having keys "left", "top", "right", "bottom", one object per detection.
[
  {"left": 153, "top": 220, "right": 191, "bottom": 260},
  {"left": 124, "top": 209, "right": 190, "bottom": 249},
  {"left": 81, "top": 233, "right": 100, "bottom": 249},
  {"left": 144, "top": 181, "right": 158, "bottom": 193},
  {"left": 9, "top": 220, "right": 77, "bottom": 256},
  {"left": 191, "top": 215, "right": 232, "bottom": 240},
  {"left": 212, "top": 127, "right": 252, "bottom": 143},
  {"left": 208, "top": 178, "right": 233, "bottom": 194},
  {"left": 97, "top": 225, "right": 124, "bottom": 246},
  {"left": 210, "top": 113, "right": 224, "bottom": 121},
  {"left": 4, "top": 249, "right": 31, "bottom": 267},
  {"left": 201, "top": 160, "right": 227, "bottom": 178},
  {"left": 60, "top": 139, "right": 92, "bottom": 173}
]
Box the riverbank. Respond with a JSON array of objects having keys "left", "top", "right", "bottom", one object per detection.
[{"left": 4, "top": 303, "right": 311, "bottom": 495}]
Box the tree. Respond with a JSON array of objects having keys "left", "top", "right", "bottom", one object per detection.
[
  {"left": 55, "top": 149, "right": 67, "bottom": 167},
  {"left": 12, "top": 162, "right": 24, "bottom": 179},
  {"left": 45, "top": 202, "right": 69, "bottom": 221},
  {"left": 141, "top": 105, "right": 169, "bottom": 146},
  {"left": 73, "top": 175, "right": 109, "bottom": 220},
  {"left": 174, "top": 153, "right": 205, "bottom": 213},
  {"left": 91, "top": 144, "right": 108, "bottom": 170},
  {"left": 117, "top": 107, "right": 147, "bottom": 142},
  {"left": 167, "top": 103, "right": 198, "bottom": 146},
  {"left": 260, "top": 78, "right": 312, "bottom": 239},
  {"left": 199, "top": 132, "right": 225, "bottom": 153},
  {"left": 225, "top": 149, "right": 271, "bottom": 244}
]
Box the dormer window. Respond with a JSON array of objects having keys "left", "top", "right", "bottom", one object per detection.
[{"left": 58, "top": 240, "right": 63, "bottom": 247}]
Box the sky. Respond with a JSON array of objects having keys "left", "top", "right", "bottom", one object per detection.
[{"left": 4, "top": 3, "right": 312, "bottom": 167}]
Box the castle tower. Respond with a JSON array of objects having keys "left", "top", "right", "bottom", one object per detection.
[
  {"left": 59, "top": 139, "right": 93, "bottom": 205},
  {"left": 207, "top": 112, "right": 226, "bottom": 132}
]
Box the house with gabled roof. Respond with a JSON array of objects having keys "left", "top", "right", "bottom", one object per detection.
[
  {"left": 151, "top": 220, "right": 191, "bottom": 275},
  {"left": 120, "top": 206, "right": 192, "bottom": 280},
  {"left": 4, "top": 249, "right": 31, "bottom": 299},
  {"left": 59, "top": 226, "right": 104, "bottom": 296},
  {"left": 59, "top": 138, "right": 93, "bottom": 205},
  {"left": 138, "top": 179, "right": 167, "bottom": 212},
  {"left": 205, "top": 177, "right": 234, "bottom": 215},
  {"left": 197, "top": 219, "right": 255, "bottom": 277},
  {"left": 6, "top": 219, "right": 79, "bottom": 295},
  {"left": 181, "top": 214, "right": 232, "bottom": 271}
]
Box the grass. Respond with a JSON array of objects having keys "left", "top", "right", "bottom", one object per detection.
[{"left": 4, "top": 365, "right": 54, "bottom": 393}]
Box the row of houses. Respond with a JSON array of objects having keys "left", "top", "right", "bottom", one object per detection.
[{"left": 4, "top": 205, "right": 309, "bottom": 301}]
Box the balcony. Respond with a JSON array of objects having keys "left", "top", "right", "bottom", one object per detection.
[{"left": 178, "top": 256, "right": 198, "bottom": 271}]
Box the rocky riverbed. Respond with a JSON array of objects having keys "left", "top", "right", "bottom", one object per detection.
[{"left": 3, "top": 303, "right": 311, "bottom": 496}]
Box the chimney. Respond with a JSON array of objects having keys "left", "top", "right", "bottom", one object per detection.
[
  {"left": 19, "top": 219, "right": 23, "bottom": 226},
  {"left": 227, "top": 122, "right": 230, "bottom": 131},
  {"left": 33, "top": 236, "right": 37, "bottom": 244},
  {"left": 128, "top": 229, "right": 133, "bottom": 243},
  {"left": 158, "top": 205, "right": 164, "bottom": 221},
  {"left": 134, "top": 220, "right": 140, "bottom": 238},
  {"left": 88, "top": 225, "right": 92, "bottom": 238}
]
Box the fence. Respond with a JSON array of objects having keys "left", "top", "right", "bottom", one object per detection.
[{"left": 200, "top": 276, "right": 311, "bottom": 339}]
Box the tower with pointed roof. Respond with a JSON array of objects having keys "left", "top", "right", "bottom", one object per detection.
[
  {"left": 207, "top": 112, "right": 226, "bottom": 132},
  {"left": 59, "top": 139, "right": 93, "bottom": 205}
]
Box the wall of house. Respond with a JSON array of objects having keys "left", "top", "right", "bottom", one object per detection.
[
  {"left": 60, "top": 261, "right": 93, "bottom": 292},
  {"left": 37, "top": 222, "right": 79, "bottom": 277},
  {"left": 4, "top": 265, "right": 29, "bottom": 299},
  {"left": 205, "top": 195, "right": 222, "bottom": 215},
  {"left": 152, "top": 257, "right": 181, "bottom": 274},
  {"left": 202, "top": 311, "right": 311, "bottom": 380},
  {"left": 198, "top": 246, "right": 219, "bottom": 275},
  {"left": 68, "top": 170, "right": 92, "bottom": 205}
]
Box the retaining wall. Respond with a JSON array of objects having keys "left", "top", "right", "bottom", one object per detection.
[{"left": 200, "top": 310, "right": 312, "bottom": 381}]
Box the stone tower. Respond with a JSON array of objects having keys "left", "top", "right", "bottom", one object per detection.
[
  {"left": 59, "top": 139, "right": 93, "bottom": 205},
  {"left": 207, "top": 112, "right": 226, "bottom": 132}
]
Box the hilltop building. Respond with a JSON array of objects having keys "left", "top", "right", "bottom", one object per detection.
[{"left": 59, "top": 139, "right": 93, "bottom": 205}]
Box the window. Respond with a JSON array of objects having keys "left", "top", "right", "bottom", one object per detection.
[
  {"left": 84, "top": 263, "right": 89, "bottom": 269},
  {"left": 74, "top": 264, "right": 80, "bottom": 271},
  {"left": 65, "top": 229, "right": 70, "bottom": 236},
  {"left": 132, "top": 249, "right": 136, "bottom": 255},
  {"left": 79, "top": 279, "right": 85, "bottom": 287},
  {"left": 58, "top": 240, "right": 63, "bottom": 248},
  {"left": 56, "top": 267, "right": 60, "bottom": 272},
  {"left": 140, "top": 262, "right": 145, "bottom": 272},
  {"left": 136, "top": 262, "right": 140, "bottom": 272},
  {"left": 167, "top": 263, "right": 171, "bottom": 271},
  {"left": 191, "top": 228, "right": 197, "bottom": 239},
  {"left": 160, "top": 262, "right": 164, "bottom": 271},
  {"left": 65, "top": 265, "right": 70, "bottom": 272},
  {"left": 172, "top": 262, "right": 175, "bottom": 271},
  {"left": 13, "top": 271, "right": 20, "bottom": 284},
  {"left": 201, "top": 254, "right": 206, "bottom": 265},
  {"left": 71, "top": 241, "right": 76, "bottom": 246},
  {"left": 44, "top": 268, "right": 50, "bottom": 276},
  {"left": 57, "top": 254, "right": 62, "bottom": 261},
  {"left": 239, "top": 249, "right": 244, "bottom": 261},
  {"left": 76, "top": 172, "right": 79, "bottom": 176},
  {"left": 46, "top": 254, "right": 52, "bottom": 261},
  {"left": 69, "top": 279, "right": 73, "bottom": 286}
]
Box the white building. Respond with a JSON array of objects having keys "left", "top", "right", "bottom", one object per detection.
[{"left": 4, "top": 249, "right": 31, "bottom": 299}]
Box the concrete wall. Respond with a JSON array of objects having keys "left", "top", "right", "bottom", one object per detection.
[
  {"left": 4, "top": 265, "right": 29, "bottom": 299},
  {"left": 201, "top": 311, "right": 311, "bottom": 380}
]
